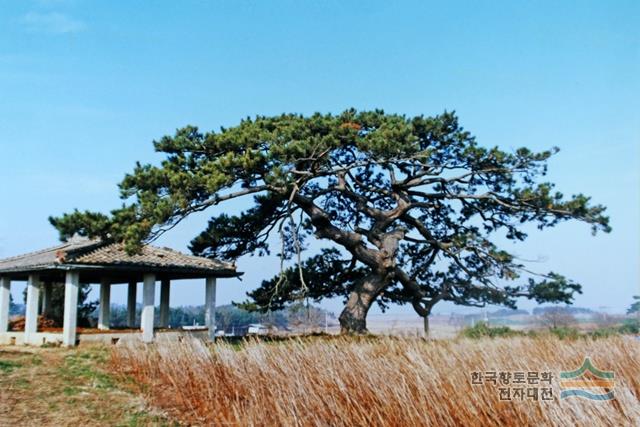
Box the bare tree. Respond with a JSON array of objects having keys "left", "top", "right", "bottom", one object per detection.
[{"left": 539, "top": 307, "right": 575, "bottom": 329}]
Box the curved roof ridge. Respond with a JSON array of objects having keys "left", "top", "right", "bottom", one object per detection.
[
  {"left": 0, "top": 238, "right": 102, "bottom": 265},
  {"left": 148, "top": 244, "right": 235, "bottom": 267},
  {"left": 69, "top": 241, "right": 235, "bottom": 271}
]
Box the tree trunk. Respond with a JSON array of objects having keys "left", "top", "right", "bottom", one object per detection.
[
  {"left": 423, "top": 314, "right": 429, "bottom": 337},
  {"left": 339, "top": 273, "right": 387, "bottom": 334}
]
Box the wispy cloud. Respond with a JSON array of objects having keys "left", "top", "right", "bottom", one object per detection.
[{"left": 22, "top": 11, "right": 86, "bottom": 34}]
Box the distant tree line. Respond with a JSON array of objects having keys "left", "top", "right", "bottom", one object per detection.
[
  {"left": 532, "top": 306, "right": 593, "bottom": 315},
  {"left": 106, "top": 301, "right": 334, "bottom": 333},
  {"left": 9, "top": 294, "right": 21, "bottom": 315},
  {"left": 489, "top": 308, "right": 529, "bottom": 317}
]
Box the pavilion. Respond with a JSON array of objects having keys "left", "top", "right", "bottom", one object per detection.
[{"left": 0, "top": 236, "right": 240, "bottom": 346}]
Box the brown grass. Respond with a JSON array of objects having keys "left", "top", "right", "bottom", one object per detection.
[{"left": 110, "top": 336, "right": 640, "bottom": 426}]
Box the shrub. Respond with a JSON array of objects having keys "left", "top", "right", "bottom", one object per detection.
[
  {"left": 588, "top": 327, "right": 618, "bottom": 339},
  {"left": 618, "top": 318, "right": 640, "bottom": 334},
  {"left": 548, "top": 326, "right": 580, "bottom": 340},
  {"left": 458, "top": 322, "right": 524, "bottom": 338}
]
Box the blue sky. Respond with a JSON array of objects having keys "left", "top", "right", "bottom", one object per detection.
[{"left": 0, "top": 0, "right": 638, "bottom": 315}]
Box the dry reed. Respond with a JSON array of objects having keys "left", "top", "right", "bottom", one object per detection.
[{"left": 110, "top": 336, "right": 640, "bottom": 426}]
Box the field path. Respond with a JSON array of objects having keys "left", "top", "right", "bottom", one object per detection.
[{"left": 0, "top": 345, "right": 171, "bottom": 427}]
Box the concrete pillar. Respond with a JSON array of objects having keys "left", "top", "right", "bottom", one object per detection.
[
  {"left": 0, "top": 277, "right": 10, "bottom": 332},
  {"left": 41, "top": 282, "right": 52, "bottom": 316},
  {"left": 141, "top": 273, "right": 155, "bottom": 343},
  {"left": 205, "top": 277, "right": 217, "bottom": 340},
  {"left": 62, "top": 271, "right": 79, "bottom": 347},
  {"left": 126, "top": 281, "right": 137, "bottom": 328},
  {"left": 159, "top": 279, "right": 170, "bottom": 328},
  {"left": 98, "top": 278, "right": 111, "bottom": 330},
  {"left": 25, "top": 274, "right": 40, "bottom": 337}
]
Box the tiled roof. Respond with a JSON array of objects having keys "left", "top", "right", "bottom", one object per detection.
[
  {"left": 73, "top": 243, "right": 233, "bottom": 271},
  {"left": 0, "top": 236, "right": 236, "bottom": 275}
]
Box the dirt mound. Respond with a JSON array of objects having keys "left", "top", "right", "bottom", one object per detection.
[{"left": 9, "top": 315, "right": 59, "bottom": 331}]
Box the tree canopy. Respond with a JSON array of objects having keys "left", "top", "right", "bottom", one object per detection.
[
  {"left": 628, "top": 296, "right": 640, "bottom": 315},
  {"left": 50, "top": 110, "right": 609, "bottom": 333}
]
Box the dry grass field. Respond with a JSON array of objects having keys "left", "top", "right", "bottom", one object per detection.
[{"left": 111, "top": 335, "right": 639, "bottom": 426}]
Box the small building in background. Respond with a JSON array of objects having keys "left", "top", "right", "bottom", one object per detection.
[{"left": 247, "top": 323, "right": 271, "bottom": 335}]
